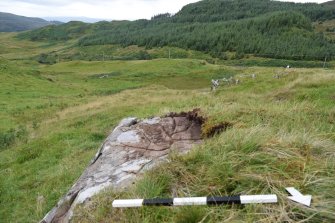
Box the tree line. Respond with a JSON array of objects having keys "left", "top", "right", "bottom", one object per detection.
[
  {"left": 18, "top": 0, "right": 335, "bottom": 61},
  {"left": 78, "top": 11, "right": 335, "bottom": 60}
]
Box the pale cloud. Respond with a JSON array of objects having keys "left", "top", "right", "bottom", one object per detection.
[
  {"left": 0, "top": 0, "right": 331, "bottom": 20},
  {"left": 0, "top": 0, "right": 201, "bottom": 20}
]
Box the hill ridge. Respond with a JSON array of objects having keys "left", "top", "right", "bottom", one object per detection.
[{"left": 0, "top": 12, "right": 61, "bottom": 32}]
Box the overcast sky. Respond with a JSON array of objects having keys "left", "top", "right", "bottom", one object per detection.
[{"left": 0, "top": 0, "right": 331, "bottom": 21}]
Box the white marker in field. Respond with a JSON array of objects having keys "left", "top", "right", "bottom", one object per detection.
[{"left": 286, "top": 187, "right": 312, "bottom": 207}]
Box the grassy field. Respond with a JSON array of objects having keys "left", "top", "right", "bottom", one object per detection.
[
  {"left": 0, "top": 33, "right": 335, "bottom": 222},
  {"left": 72, "top": 67, "right": 335, "bottom": 223}
]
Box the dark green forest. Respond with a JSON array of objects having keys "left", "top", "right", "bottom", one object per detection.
[
  {"left": 18, "top": 0, "right": 335, "bottom": 60},
  {"left": 172, "top": 0, "right": 335, "bottom": 22}
]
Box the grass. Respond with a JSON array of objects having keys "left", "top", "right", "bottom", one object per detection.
[
  {"left": 72, "top": 69, "right": 335, "bottom": 222},
  {"left": 45, "top": 44, "right": 214, "bottom": 62},
  {"left": 220, "top": 57, "right": 333, "bottom": 68},
  {"left": 0, "top": 32, "right": 335, "bottom": 222}
]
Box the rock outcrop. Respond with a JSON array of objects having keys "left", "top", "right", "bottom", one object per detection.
[{"left": 41, "top": 110, "right": 204, "bottom": 223}]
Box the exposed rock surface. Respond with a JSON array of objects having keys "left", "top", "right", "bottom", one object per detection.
[{"left": 41, "top": 111, "right": 203, "bottom": 223}]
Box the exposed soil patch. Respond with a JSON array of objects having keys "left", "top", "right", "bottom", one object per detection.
[
  {"left": 165, "top": 108, "right": 206, "bottom": 126},
  {"left": 202, "top": 121, "right": 233, "bottom": 138}
]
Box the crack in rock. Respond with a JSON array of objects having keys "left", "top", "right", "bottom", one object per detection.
[{"left": 41, "top": 111, "right": 204, "bottom": 223}]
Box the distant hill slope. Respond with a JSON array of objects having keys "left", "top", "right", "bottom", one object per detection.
[
  {"left": 0, "top": 12, "right": 60, "bottom": 32},
  {"left": 18, "top": 0, "right": 335, "bottom": 60},
  {"left": 323, "top": 0, "right": 335, "bottom": 9},
  {"left": 43, "top": 16, "right": 105, "bottom": 23},
  {"left": 173, "top": 0, "right": 335, "bottom": 22}
]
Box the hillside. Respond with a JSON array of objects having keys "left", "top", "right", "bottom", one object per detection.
[
  {"left": 0, "top": 1, "right": 335, "bottom": 222},
  {"left": 0, "top": 12, "right": 60, "bottom": 32},
  {"left": 0, "top": 36, "right": 334, "bottom": 222},
  {"left": 173, "top": 0, "right": 335, "bottom": 22},
  {"left": 18, "top": 0, "right": 335, "bottom": 60},
  {"left": 323, "top": 0, "right": 335, "bottom": 9}
]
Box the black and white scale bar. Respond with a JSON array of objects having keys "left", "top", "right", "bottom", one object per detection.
[{"left": 112, "top": 195, "right": 277, "bottom": 208}]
